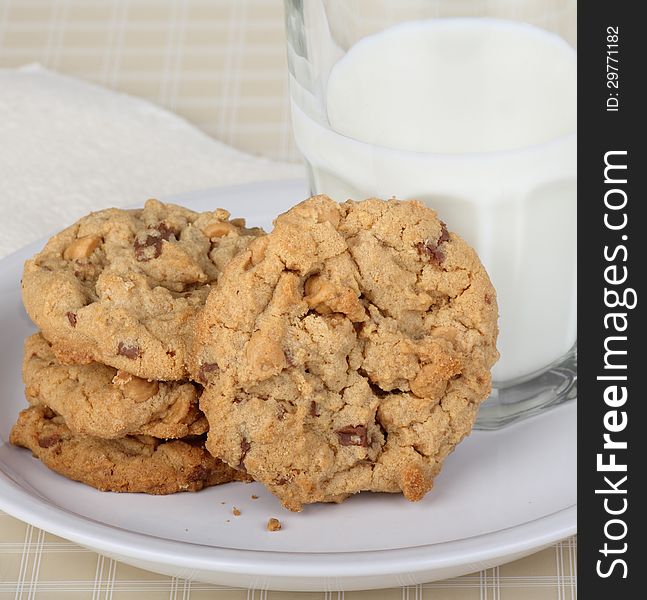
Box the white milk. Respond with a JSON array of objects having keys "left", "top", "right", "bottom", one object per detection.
[{"left": 290, "top": 18, "right": 577, "bottom": 384}]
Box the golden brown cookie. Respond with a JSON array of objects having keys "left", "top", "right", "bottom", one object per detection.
[
  {"left": 22, "top": 199, "right": 263, "bottom": 380},
  {"left": 193, "top": 196, "right": 498, "bottom": 511},
  {"left": 10, "top": 406, "right": 249, "bottom": 494},
  {"left": 23, "top": 333, "right": 206, "bottom": 439}
]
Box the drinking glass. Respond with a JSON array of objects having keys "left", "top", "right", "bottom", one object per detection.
[{"left": 284, "top": 0, "right": 577, "bottom": 428}]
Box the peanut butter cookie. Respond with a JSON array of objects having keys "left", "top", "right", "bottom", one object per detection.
[
  {"left": 23, "top": 333, "right": 206, "bottom": 439},
  {"left": 22, "top": 199, "right": 263, "bottom": 380},
  {"left": 193, "top": 196, "right": 498, "bottom": 511},
  {"left": 10, "top": 406, "right": 249, "bottom": 494}
]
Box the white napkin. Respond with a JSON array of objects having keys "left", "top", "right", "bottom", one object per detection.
[{"left": 0, "top": 64, "right": 302, "bottom": 259}]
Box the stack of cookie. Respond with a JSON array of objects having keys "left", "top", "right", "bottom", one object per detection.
[
  {"left": 12, "top": 200, "right": 261, "bottom": 494},
  {"left": 12, "top": 195, "right": 499, "bottom": 510}
]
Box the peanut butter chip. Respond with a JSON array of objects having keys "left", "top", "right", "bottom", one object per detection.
[
  {"left": 202, "top": 221, "right": 238, "bottom": 238},
  {"left": 304, "top": 275, "right": 364, "bottom": 320},
  {"left": 304, "top": 275, "right": 334, "bottom": 309},
  {"left": 111, "top": 369, "right": 132, "bottom": 385},
  {"left": 122, "top": 377, "right": 159, "bottom": 403},
  {"left": 63, "top": 235, "right": 101, "bottom": 260},
  {"left": 249, "top": 236, "right": 268, "bottom": 266},
  {"left": 267, "top": 518, "right": 282, "bottom": 532}
]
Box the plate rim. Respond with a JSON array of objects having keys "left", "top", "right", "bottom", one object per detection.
[
  {"left": 0, "top": 178, "right": 577, "bottom": 583},
  {"left": 0, "top": 467, "right": 575, "bottom": 577}
]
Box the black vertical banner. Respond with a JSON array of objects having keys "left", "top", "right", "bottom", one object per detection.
[{"left": 578, "top": 2, "right": 646, "bottom": 596}]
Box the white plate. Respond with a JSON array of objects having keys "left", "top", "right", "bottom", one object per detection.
[{"left": 0, "top": 179, "right": 576, "bottom": 591}]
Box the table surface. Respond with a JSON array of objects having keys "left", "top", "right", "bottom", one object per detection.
[{"left": 0, "top": 1, "right": 577, "bottom": 598}]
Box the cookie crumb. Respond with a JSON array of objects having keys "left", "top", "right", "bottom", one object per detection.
[
  {"left": 232, "top": 506, "right": 241, "bottom": 516},
  {"left": 267, "top": 517, "right": 281, "bottom": 532},
  {"left": 251, "top": 494, "right": 258, "bottom": 500}
]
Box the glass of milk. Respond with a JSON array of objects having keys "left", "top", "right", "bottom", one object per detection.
[{"left": 284, "top": 0, "right": 577, "bottom": 428}]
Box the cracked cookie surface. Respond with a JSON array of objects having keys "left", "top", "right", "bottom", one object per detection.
[
  {"left": 10, "top": 406, "right": 249, "bottom": 494},
  {"left": 193, "top": 196, "right": 499, "bottom": 511},
  {"left": 22, "top": 199, "right": 263, "bottom": 380},
  {"left": 23, "top": 333, "right": 207, "bottom": 439}
]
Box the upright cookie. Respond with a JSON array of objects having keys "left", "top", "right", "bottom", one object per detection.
[
  {"left": 23, "top": 333, "right": 206, "bottom": 439},
  {"left": 193, "top": 196, "right": 498, "bottom": 511},
  {"left": 22, "top": 199, "right": 263, "bottom": 380},
  {"left": 10, "top": 406, "right": 248, "bottom": 494}
]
